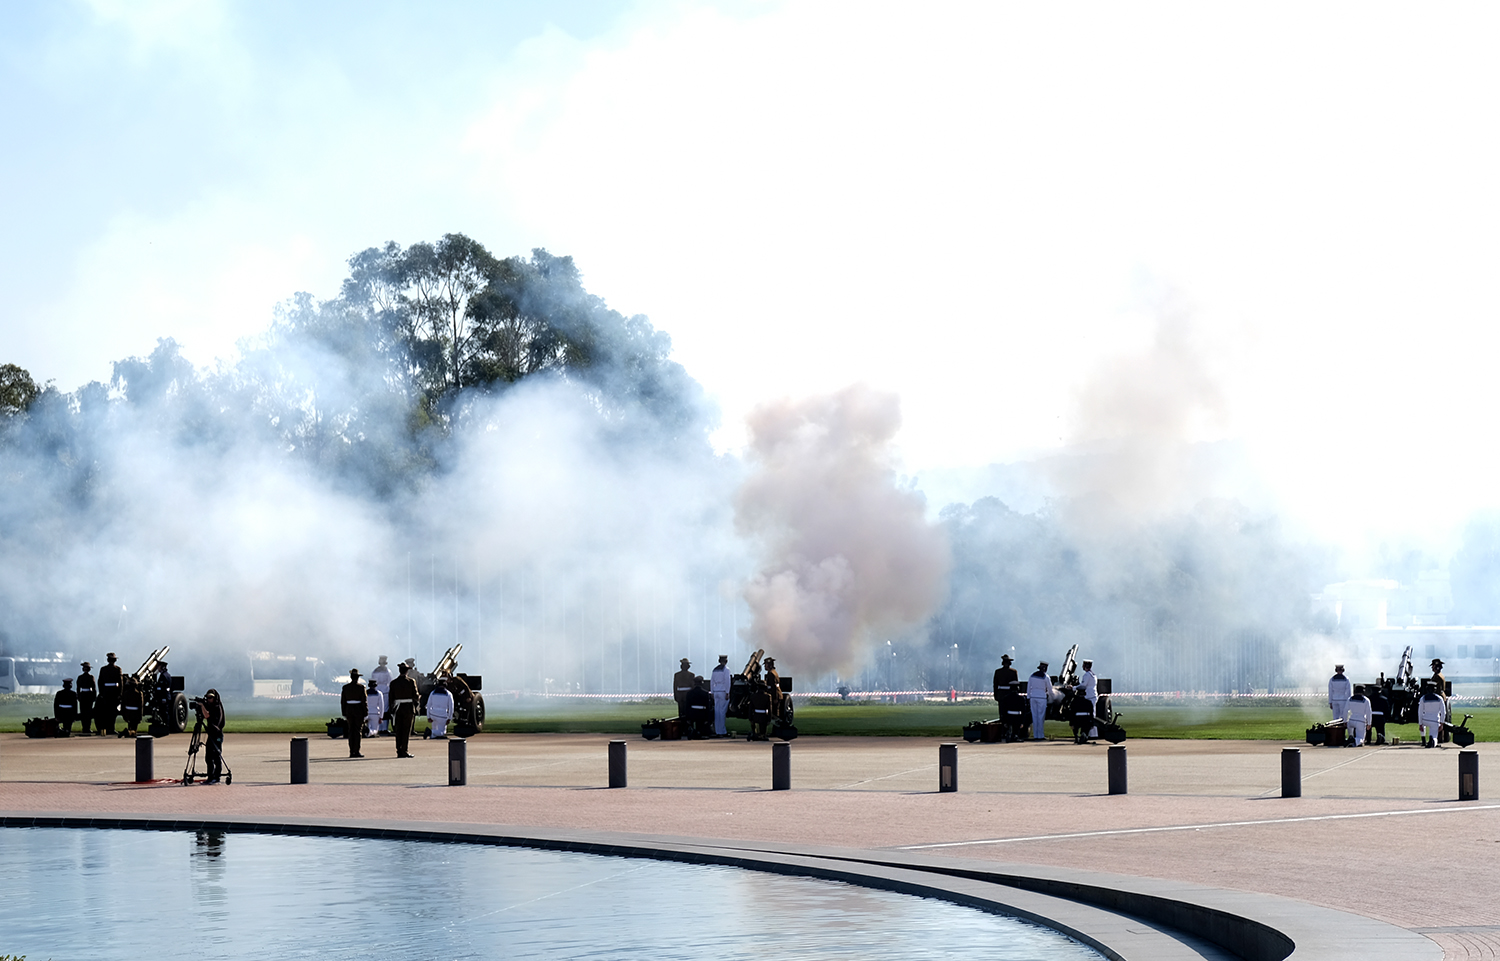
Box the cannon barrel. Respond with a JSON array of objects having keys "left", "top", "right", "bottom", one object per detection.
[
  {"left": 1056, "top": 642, "right": 1080, "bottom": 689},
  {"left": 132, "top": 645, "right": 171, "bottom": 684},
  {"left": 432, "top": 643, "right": 463, "bottom": 679}
]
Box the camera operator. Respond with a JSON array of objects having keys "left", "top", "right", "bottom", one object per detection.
[{"left": 192, "top": 689, "right": 226, "bottom": 783}]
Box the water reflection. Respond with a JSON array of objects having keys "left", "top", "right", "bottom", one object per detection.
[
  {"left": 0, "top": 828, "right": 1100, "bottom": 961},
  {"left": 190, "top": 829, "right": 229, "bottom": 930},
  {"left": 194, "top": 830, "right": 225, "bottom": 858}
]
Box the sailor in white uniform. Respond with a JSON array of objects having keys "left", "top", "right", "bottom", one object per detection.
[
  {"left": 1079, "top": 660, "right": 1099, "bottom": 739},
  {"left": 710, "top": 654, "right": 732, "bottom": 737},
  {"left": 1327, "top": 665, "right": 1352, "bottom": 723},
  {"left": 1417, "top": 684, "right": 1446, "bottom": 748},
  {"left": 366, "top": 679, "right": 385, "bottom": 737},
  {"left": 426, "top": 678, "right": 455, "bottom": 738},
  {"left": 1027, "top": 662, "right": 1054, "bottom": 740},
  {"left": 1344, "top": 685, "right": 1372, "bottom": 746},
  {"left": 371, "top": 656, "right": 393, "bottom": 733}
]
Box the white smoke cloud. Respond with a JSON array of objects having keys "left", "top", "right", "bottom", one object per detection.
[
  {"left": 1047, "top": 305, "right": 1232, "bottom": 523},
  {"left": 735, "top": 385, "right": 949, "bottom": 676},
  {"left": 0, "top": 370, "right": 746, "bottom": 698}
]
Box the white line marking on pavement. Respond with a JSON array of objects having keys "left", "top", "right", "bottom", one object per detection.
[
  {"left": 838, "top": 766, "right": 929, "bottom": 788},
  {"left": 897, "top": 803, "right": 1500, "bottom": 849},
  {"left": 1254, "top": 746, "right": 1389, "bottom": 797}
]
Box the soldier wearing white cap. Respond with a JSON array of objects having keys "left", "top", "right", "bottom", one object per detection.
[
  {"left": 1327, "top": 665, "right": 1352, "bottom": 722},
  {"left": 1079, "top": 660, "right": 1099, "bottom": 739},
  {"left": 426, "top": 677, "right": 455, "bottom": 738},
  {"left": 371, "top": 656, "right": 393, "bottom": 734},
  {"left": 710, "top": 655, "right": 732, "bottom": 737},
  {"left": 1344, "top": 685, "right": 1372, "bottom": 746},
  {"left": 1026, "top": 662, "right": 1054, "bottom": 740},
  {"left": 365, "top": 679, "right": 384, "bottom": 737}
]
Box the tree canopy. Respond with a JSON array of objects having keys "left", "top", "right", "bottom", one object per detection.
[{"left": 0, "top": 235, "right": 712, "bottom": 502}]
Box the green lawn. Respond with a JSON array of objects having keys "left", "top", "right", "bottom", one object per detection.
[{"left": 3, "top": 694, "right": 1495, "bottom": 740}]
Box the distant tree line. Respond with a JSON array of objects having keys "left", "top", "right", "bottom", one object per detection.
[{"left": 0, "top": 236, "right": 710, "bottom": 502}]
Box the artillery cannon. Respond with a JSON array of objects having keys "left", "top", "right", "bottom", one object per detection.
[
  {"left": 726, "top": 648, "right": 796, "bottom": 740},
  {"left": 135, "top": 645, "right": 189, "bottom": 737},
  {"left": 21, "top": 644, "right": 187, "bottom": 738},
  {"left": 1306, "top": 646, "right": 1465, "bottom": 747},
  {"left": 642, "top": 648, "right": 797, "bottom": 741},
  {"left": 416, "top": 643, "right": 486, "bottom": 738},
  {"left": 964, "top": 643, "right": 1125, "bottom": 744}
]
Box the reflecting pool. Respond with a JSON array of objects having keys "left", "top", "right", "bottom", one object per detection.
[{"left": 0, "top": 828, "right": 1100, "bottom": 960}]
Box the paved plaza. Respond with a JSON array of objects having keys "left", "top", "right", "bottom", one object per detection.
[{"left": 3, "top": 732, "right": 1497, "bottom": 958}]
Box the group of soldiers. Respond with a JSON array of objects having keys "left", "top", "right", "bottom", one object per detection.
[
  {"left": 1328, "top": 658, "right": 1452, "bottom": 748},
  {"left": 993, "top": 653, "right": 1103, "bottom": 741},
  {"left": 671, "top": 654, "right": 787, "bottom": 740},
  {"left": 49, "top": 653, "right": 149, "bottom": 737},
  {"left": 337, "top": 655, "right": 475, "bottom": 759}
]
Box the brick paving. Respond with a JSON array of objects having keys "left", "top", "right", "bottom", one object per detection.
[{"left": 3, "top": 732, "right": 1497, "bottom": 958}]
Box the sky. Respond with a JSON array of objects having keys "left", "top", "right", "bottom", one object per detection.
[{"left": 5, "top": 0, "right": 1500, "bottom": 561}]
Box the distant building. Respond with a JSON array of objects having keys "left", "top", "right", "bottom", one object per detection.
[
  {"left": 1314, "top": 572, "right": 1497, "bottom": 694},
  {"left": 1313, "top": 572, "right": 1453, "bottom": 629}
]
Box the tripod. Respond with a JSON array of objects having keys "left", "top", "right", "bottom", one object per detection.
[{"left": 182, "top": 716, "right": 232, "bottom": 785}]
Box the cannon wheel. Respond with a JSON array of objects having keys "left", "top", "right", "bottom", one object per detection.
[
  {"left": 472, "top": 695, "right": 485, "bottom": 733},
  {"left": 168, "top": 692, "right": 190, "bottom": 733}
]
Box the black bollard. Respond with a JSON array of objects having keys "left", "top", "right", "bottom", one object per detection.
[
  {"left": 1107, "top": 745, "right": 1127, "bottom": 795},
  {"left": 608, "top": 740, "right": 627, "bottom": 788},
  {"left": 1460, "top": 750, "right": 1479, "bottom": 801},
  {"left": 939, "top": 743, "right": 958, "bottom": 793},
  {"left": 290, "top": 737, "right": 309, "bottom": 784},
  {"left": 134, "top": 735, "right": 153, "bottom": 782},
  {"left": 1281, "top": 747, "right": 1301, "bottom": 798},
  {"left": 449, "top": 738, "right": 467, "bottom": 786},
  {"left": 772, "top": 741, "right": 790, "bottom": 790}
]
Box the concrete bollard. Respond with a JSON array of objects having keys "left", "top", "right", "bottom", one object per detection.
[
  {"left": 608, "top": 740, "right": 627, "bottom": 788},
  {"left": 1281, "top": 747, "right": 1301, "bottom": 798},
  {"left": 772, "top": 741, "right": 790, "bottom": 790},
  {"left": 290, "top": 737, "right": 309, "bottom": 784},
  {"left": 939, "top": 743, "right": 958, "bottom": 793},
  {"left": 1107, "top": 745, "right": 1127, "bottom": 795},
  {"left": 134, "top": 735, "right": 153, "bottom": 782},
  {"left": 1460, "top": 750, "right": 1479, "bottom": 801},
  {"left": 448, "top": 738, "right": 467, "bottom": 786}
]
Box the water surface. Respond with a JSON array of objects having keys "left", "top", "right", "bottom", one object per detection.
[{"left": 0, "top": 827, "right": 1100, "bottom": 960}]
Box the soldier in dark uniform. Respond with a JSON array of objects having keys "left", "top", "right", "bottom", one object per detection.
[
  {"left": 76, "top": 662, "right": 97, "bottom": 735},
  {"left": 387, "top": 663, "right": 419, "bottom": 758},
  {"left": 119, "top": 674, "right": 143, "bottom": 736},
  {"left": 684, "top": 677, "right": 715, "bottom": 738},
  {"left": 1003, "top": 681, "right": 1029, "bottom": 741},
  {"left": 96, "top": 653, "right": 123, "bottom": 736},
  {"left": 1369, "top": 682, "right": 1390, "bottom": 744},
  {"left": 673, "top": 658, "right": 695, "bottom": 719},
  {"left": 747, "top": 682, "right": 772, "bottom": 741},
  {"left": 764, "top": 657, "right": 784, "bottom": 721},
  {"left": 199, "top": 689, "right": 226, "bottom": 783},
  {"left": 341, "top": 668, "right": 367, "bottom": 758},
  {"left": 53, "top": 678, "right": 78, "bottom": 736},
  {"left": 993, "top": 655, "right": 1018, "bottom": 715}
]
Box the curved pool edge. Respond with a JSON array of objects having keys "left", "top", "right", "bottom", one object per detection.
[{"left": 0, "top": 813, "right": 1435, "bottom": 961}]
